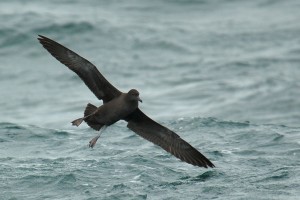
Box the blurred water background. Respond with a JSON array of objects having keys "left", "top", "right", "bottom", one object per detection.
[{"left": 0, "top": 0, "right": 300, "bottom": 199}]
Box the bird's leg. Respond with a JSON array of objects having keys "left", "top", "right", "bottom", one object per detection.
[
  {"left": 71, "top": 118, "right": 84, "bottom": 126},
  {"left": 71, "top": 113, "right": 94, "bottom": 127},
  {"left": 89, "top": 125, "right": 107, "bottom": 148}
]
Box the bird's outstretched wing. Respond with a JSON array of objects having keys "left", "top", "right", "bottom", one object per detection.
[
  {"left": 126, "top": 109, "right": 215, "bottom": 168},
  {"left": 38, "top": 35, "right": 121, "bottom": 103},
  {"left": 38, "top": 35, "right": 215, "bottom": 168}
]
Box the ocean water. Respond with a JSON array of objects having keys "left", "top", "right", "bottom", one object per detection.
[{"left": 1, "top": 0, "right": 300, "bottom": 199}]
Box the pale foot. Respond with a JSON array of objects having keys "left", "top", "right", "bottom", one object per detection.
[
  {"left": 71, "top": 118, "right": 84, "bottom": 126},
  {"left": 88, "top": 125, "right": 107, "bottom": 148},
  {"left": 89, "top": 135, "right": 100, "bottom": 148}
]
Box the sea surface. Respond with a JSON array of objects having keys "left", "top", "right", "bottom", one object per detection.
[{"left": 1, "top": 0, "right": 300, "bottom": 199}]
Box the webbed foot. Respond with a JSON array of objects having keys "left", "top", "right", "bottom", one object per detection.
[
  {"left": 71, "top": 118, "right": 84, "bottom": 126},
  {"left": 89, "top": 135, "right": 100, "bottom": 148}
]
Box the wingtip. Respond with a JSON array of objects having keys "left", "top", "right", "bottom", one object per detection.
[
  {"left": 37, "top": 35, "right": 52, "bottom": 44},
  {"left": 198, "top": 161, "right": 215, "bottom": 168},
  {"left": 204, "top": 159, "right": 215, "bottom": 168},
  {"left": 208, "top": 163, "right": 216, "bottom": 168},
  {"left": 37, "top": 34, "right": 45, "bottom": 40},
  {"left": 37, "top": 35, "right": 48, "bottom": 45}
]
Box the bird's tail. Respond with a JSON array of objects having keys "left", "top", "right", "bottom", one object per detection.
[
  {"left": 84, "top": 103, "right": 97, "bottom": 117},
  {"left": 84, "top": 103, "right": 103, "bottom": 131},
  {"left": 71, "top": 103, "right": 98, "bottom": 127}
]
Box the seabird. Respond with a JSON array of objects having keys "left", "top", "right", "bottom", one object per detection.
[{"left": 38, "top": 35, "right": 215, "bottom": 168}]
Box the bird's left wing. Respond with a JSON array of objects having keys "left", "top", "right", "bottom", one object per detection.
[
  {"left": 126, "top": 109, "right": 215, "bottom": 168},
  {"left": 38, "top": 35, "right": 121, "bottom": 102}
]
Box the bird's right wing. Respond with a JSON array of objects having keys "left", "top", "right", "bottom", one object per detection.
[
  {"left": 126, "top": 109, "right": 215, "bottom": 168},
  {"left": 38, "top": 35, "right": 121, "bottom": 103}
]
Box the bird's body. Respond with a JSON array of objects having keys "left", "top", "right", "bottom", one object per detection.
[
  {"left": 91, "top": 90, "right": 141, "bottom": 126},
  {"left": 73, "top": 89, "right": 141, "bottom": 129},
  {"left": 38, "top": 35, "right": 215, "bottom": 168}
]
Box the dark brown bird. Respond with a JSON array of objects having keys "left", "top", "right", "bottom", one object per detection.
[{"left": 38, "top": 35, "right": 215, "bottom": 168}]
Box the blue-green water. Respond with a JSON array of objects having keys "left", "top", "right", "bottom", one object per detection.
[{"left": 1, "top": 0, "right": 300, "bottom": 199}]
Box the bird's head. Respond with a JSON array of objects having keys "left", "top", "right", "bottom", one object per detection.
[{"left": 127, "top": 89, "right": 142, "bottom": 103}]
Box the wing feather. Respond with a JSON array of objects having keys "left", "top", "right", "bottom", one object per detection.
[
  {"left": 126, "top": 109, "right": 215, "bottom": 168},
  {"left": 38, "top": 35, "right": 121, "bottom": 102}
]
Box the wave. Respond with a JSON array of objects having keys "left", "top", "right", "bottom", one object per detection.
[
  {"left": 0, "top": 21, "right": 95, "bottom": 54},
  {"left": 34, "top": 21, "right": 95, "bottom": 36},
  {"left": 132, "top": 37, "right": 190, "bottom": 53},
  {"left": 0, "top": 122, "right": 70, "bottom": 143},
  {"left": 171, "top": 117, "right": 251, "bottom": 128}
]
